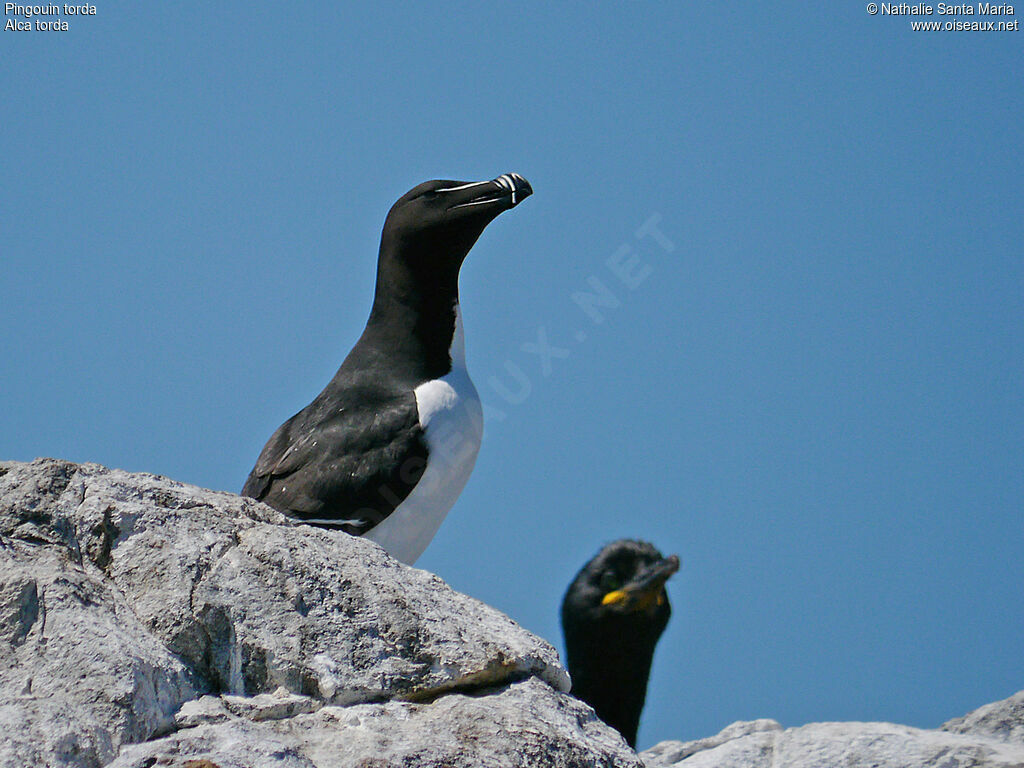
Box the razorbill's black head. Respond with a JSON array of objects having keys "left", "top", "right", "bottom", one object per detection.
[
  {"left": 363, "top": 173, "right": 533, "bottom": 382},
  {"left": 242, "top": 173, "right": 532, "bottom": 564},
  {"left": 383, "top": 173, "right": 532, "bottom": 258},
  {"left": 561, "top": 539, "right": 679, "bottom": 748}
]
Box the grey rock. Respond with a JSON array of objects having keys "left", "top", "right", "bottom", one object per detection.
[
  {"left": 640, "top": 695, "right": 1024, "bottom": 768},
  {"left": 173, "top": 695, "right": 234, "bottom": 728},
  {"left": 114, "top": 718, "right": 316, "bottom": 768},
  {"left": 1, "top": 458, "right": 633, "bottom": 768},
  {"left": 173, "top": 688, "right": 320, "bottom": 728},
  {"left": 640, "top": 720, "right": 782, "bottom": 767},
  {"left": 1, "top": 459, "right": 567, "bottom": 700},
  {"left": 111, "top": 678, "right": 642, "bottom": 768},
  {"left": 0, "top": 539, "right": 198, "bottom": 767},
  {"left": 943, "top": 690, "right": 1024, "bottom": 745},
  {"left": 222, "top": 687, "right": 321, "bottom": 721}
]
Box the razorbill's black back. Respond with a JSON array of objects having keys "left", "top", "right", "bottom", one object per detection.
[
  {"left": 242, "top": 173, "right": 532, "bottom": 564},
  {"left": 561, "top": 539, "right": 679, "bottom": 748}
]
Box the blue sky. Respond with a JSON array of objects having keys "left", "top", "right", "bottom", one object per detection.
[{"left": 3, "top": 2, "right": 1022, "bottom": 749}]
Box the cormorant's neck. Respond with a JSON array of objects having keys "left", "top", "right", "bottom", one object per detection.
[{"left": 565, "top": 626, "right": 660, "bottom": 748}]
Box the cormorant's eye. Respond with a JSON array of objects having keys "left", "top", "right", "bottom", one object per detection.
[{"left": 599, "top": 571, "right": 621, "bottom": 591}]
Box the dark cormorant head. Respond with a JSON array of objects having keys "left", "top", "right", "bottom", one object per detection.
[
  {"left": 561, "top": 539, "right": 679, "bottom": 749},
  {"left": 378, "top": 173, "right": 533, "bottom": 286}
]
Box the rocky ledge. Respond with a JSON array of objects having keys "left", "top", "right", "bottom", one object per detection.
[
  {"left": 3, "top": 457, "right": 1020, "bottom": 768},
  {"left": 0, "top": 458, "right": 639, "bottom": 768},
  {"left": 640, "top": 690, "right": 1024, "bottom": 768}
]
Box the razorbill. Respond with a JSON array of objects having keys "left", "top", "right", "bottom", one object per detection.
[
  {"left": 561, "top": 539, "right": 679, "bottom": 748},
  {"left": 242, "top": 173, "right": 532, "bottom": 564}
]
